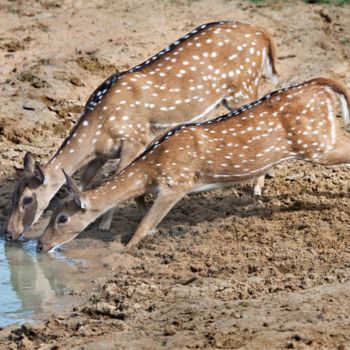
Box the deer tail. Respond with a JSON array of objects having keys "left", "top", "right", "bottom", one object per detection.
[
  {"left": 312, "top": 77, "right": 350, "bottom": 126},
  {"left": 260, "top": 28, "right": 278, "bottom": 86}
]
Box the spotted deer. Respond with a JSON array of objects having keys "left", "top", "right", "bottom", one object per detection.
[
  {"left": 7, "top": 21, "right": 278, "bottom": 240},
  {"left": 36, "top": 77, "right": 350, "bottom": 253}
]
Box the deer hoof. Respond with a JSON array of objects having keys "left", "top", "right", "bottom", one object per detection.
[
  {"left": 253, "top": 186, "right": 262, "bottom": 197},
  {"left": 99, "top": 221, "right": 112, "bottom": 231}
]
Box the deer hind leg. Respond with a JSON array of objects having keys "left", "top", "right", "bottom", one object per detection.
[
  {"left": 222, "top": 98, "right": 235, "bottom": 112},
  {"left": 312, "top": 136, "right": 350, "bottom": 166},
  {"left": 125, "top": 190, "right": 186, "bottom": 248},
  {"left": 99, "top": 139, "right": 149, "bottom": 231},
  {"left": 223, "top": 84, "right": 259, "bottom": 111}
]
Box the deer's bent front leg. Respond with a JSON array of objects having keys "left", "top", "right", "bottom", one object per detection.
[
  {"left": 80, "top": 156, "right": 109, "bottom": 190},
  {"left": 125, "top": 189, "right": 186, "bottom": 249},
  {"left": 99, "top": 137, "right": 150, "bottom": 231}
]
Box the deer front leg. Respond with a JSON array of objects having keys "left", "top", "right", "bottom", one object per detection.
[
  {"left": 253, "top": 175, "right": 266, "bottom": 196},
  {"left": 81, "top": 156, "right": 117, "bottom": 231},
  {"left": 125, "top": 190, "right": 186, "bottom": 248},
  {"left": 99, "top": 208, "right": 115, "bottom": 230},
  {"left": 135, "top": 196, "right": 147, "bottom": 216},
  {"left": 99, "top": 196, "right": 147, "bottom": 231},
  {"left": 80, "top": 156, "right": 108, "bottom": 190},
  {"left": 99, "top": 139, "right": 149, "bottom": 231}
]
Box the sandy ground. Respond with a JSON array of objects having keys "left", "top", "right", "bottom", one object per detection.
[{"left": 0, "top": 0, "right": 350, "bottom": 348}]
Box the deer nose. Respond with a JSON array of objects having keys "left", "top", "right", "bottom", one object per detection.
[
  {"left": 5, "top": 221, "right": 24, "bottom": 241},
  {"left": 4, "top": 228, "right": 14, "bottom": 241},
  {"left": 36, "top": 240, "right": 43, "bottom": 252},
  {"left": 6, "top": 230, "right": 24, "bottom": 241}
]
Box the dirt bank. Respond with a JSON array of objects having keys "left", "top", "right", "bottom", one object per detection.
[{"left": 0, "top": 0, "right": 350, "bottom": 349}]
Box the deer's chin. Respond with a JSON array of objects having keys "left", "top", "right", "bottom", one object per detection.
[
  {"left": 45, "top": 234, "right": 79, "bottom": 254},
  {"left": 47, "top": 244, "right": 62, "bottom": 253},
  {"left": 5, "top": 233, "right": 23, "bottom": 242},
  {"left": 38, "top": 242, "right": 60, "bottom": 254}
]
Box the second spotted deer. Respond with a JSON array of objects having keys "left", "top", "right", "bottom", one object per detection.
[
  {"left": 37, "top": 78, "right": 350, "bottom": 252},
  {"left": 7, "top": 21, "right": 278, "bottom": 239}
]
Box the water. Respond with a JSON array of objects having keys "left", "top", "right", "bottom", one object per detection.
[{"left": 0, "top": 238, "right": 83, "bottom": 328}]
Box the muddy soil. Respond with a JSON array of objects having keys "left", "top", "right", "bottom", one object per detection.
[{"left": 0, "top": 0, "right": 350, "bottom": 349}]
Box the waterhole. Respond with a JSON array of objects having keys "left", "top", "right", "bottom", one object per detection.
[{"left": 0, "top": 238, "right": 86, "bottom": 327}]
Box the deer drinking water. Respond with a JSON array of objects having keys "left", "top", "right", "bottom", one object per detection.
[
  {"left": 37, "top": 77, "right": 350, "bottom": 253},
  {"left": 6, "top": 21, "right": 278, "bottom": 240}
]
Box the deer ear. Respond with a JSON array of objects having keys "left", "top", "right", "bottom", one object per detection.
[
  {"left": 34, "top": 162, "right": 48, "bottom": 185},
  {"left": 24, "top": 152, "right": 35, "bottom": 173},
  {"left": 62, "top": 169, "right": 89, "bottom": 210}
]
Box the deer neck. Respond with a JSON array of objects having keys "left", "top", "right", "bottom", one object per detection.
[
  {"left": 45, "top": 121, "right": 99, "bottom": 192},
  {"left": 86, "top": 161, "right": 150, "bottom": 219}
]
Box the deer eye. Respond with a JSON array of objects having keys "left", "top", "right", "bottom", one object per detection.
[
  {"left": 58, "top": 214, "right": 69, "bottom": 224},
  {"left": 23, "top": 196, "right": 33, "bottom": 206}
]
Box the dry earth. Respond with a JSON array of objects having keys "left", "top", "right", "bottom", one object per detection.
[{"left": 0, "top": 0, "right": 350, "bottom": 349}]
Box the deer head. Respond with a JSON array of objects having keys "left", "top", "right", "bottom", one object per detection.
[
  {"left": 37, "top": 170, "right": 92, "bottom": 253},
  {"left": 6, "top": 152, "right": 51, "bottom": 240}
]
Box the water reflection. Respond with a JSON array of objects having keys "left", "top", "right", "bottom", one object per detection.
[{"left": 0, "top": 239, "right": 80, "bottom": 327}]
